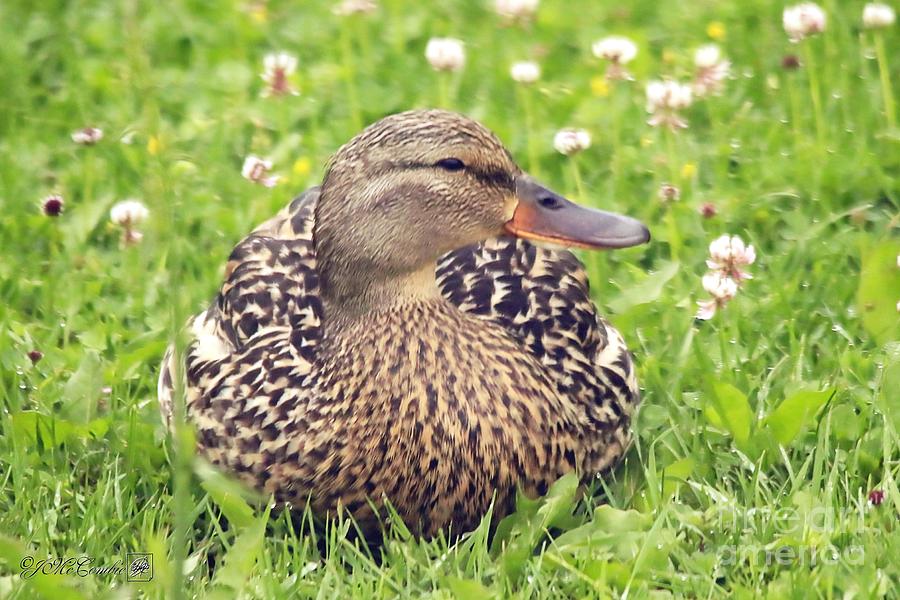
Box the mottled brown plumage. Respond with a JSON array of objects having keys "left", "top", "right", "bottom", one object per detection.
[{"left": 158, "top": 110, "right": 648, "bottom": 536}]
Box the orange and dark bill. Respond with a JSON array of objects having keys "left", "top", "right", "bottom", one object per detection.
[{"left": 504, "top": 176, "right": 650, "bottom": 250}]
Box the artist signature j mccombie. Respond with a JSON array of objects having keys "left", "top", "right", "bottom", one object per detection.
[{"left": 19, "top": 555, "right": 127, "bottom": 579}]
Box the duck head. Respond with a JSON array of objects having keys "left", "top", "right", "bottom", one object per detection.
[{"left": 315, "top": 109, "right": 649, "bottom": 316}]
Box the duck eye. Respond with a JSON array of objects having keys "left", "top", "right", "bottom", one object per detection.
[{"left": 435, "top": 158, "right": 465, "bottom": 171}]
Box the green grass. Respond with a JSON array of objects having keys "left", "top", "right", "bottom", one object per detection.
[{"left": 1, "top": 0, "right": 899, "bottom": 597}]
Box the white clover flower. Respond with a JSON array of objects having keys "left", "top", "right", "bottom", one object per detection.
[
  {"left": 261, "top": 52, "right": 299, "bottom": 97},
  {"left": 695, "top": 44, "right": 722, "bottom": 69},
  {"left": 707, "top": 234, "right": 756, "bottom": 281},
  {"left": 696, "top": 234, "right": 756, "bottom": 320},
  {"left": 510, "top": 61, "right": 540, "bottom": 84},
  {"left": 783, "top": 3, "right": 827, "bottom": 41},
  {"left": 695, "top": 299, "right": 717, "bottom": 320},
  {"left": 332, "top": 0, "right": 377, "bottom": 16},
  {"left": 425, "top": 38, "right": 465, "bottom": 72},
  {"left": 707, "top": 234, "right": 756, "bottom": 267},
  {"left": 110, "top": 199, "right": 149, "bottom": 246},
  {"left": 553, "top": 128, "right": 591, "bottom": 156},
  {"left": 110, "top": 199, "right": 149, "bottom": 227},
  {"left": 592, "top": 36, "right": 637, "bottom": 63},
  {"left": 702, "top": 271, "right": 739, "bottom": 300},
  {"left": 71, "top": 127, "right": 103, "bottom": 145},
  {"left": 493, "top": 0, "right": 539, "bottom": 22},
  {"left": 693, "top": 45, "right": 731, "bottom": 97},
  {"left": 696, "top": 272, "right": 740, "bottom": 320},
  {"left": 241, "top": 155, "right": 279, "bottom": 187},
  {"left": 647, "top": 80, "right": 693, "bottom": 110},
  {"left": 646, "top": 80, "right": 693, "bottom": 129},
  {"left": 658, "top": 183, "right": 680, "bottom": 203},
  {"left": 694, "top": 62, "right": 730, "bottom": 96},
  {"left": 863, "top": 3, "right": 896, "bottom": 28},
  {"left": 592, "top": 36, "right": 638, "bottom": 80}
]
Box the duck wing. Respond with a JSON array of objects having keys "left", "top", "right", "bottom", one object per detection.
[
  {"left": 436, "top": 237, "right": 639, "bottom": 460},
  {"left": 158, "top": 188, "right": 323, "bottom": 434},
  {"left": 213, "top": 188, "right": 322, "bottom": 352}
]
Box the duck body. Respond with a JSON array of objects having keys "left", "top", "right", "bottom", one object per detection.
[{"left": 159, "top": 110, "right": 647, "bottom": 536}]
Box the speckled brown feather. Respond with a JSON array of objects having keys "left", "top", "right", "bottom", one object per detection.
[{"left": 158, "top": 112, "right": 640, "bottom": 537}]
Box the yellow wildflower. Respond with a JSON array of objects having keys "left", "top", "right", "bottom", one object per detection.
[
  {"left": 147, "top": 135, "right": 162, "bottom": 156},
  {"left": 707, "top": 21, "right": 726, "bottom": 41},
  {"left": 681, "top": 162, "right": 697, "bottom": 179},
  {"left": 249, "top": 2, "right": 268, "bottom": 23},
  {"left": 293, "top": 157, "right": 311, "bottom": 177},
  {"left": 590, "top": 76, "right": 610, "bottom": 97}
]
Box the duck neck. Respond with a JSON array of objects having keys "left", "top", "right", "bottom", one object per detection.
[
  {"left": 318, "top": 259, "right": 442, "bottom": 325},
  {"left": 312, "top": 187, "right": 446, "bottom": 324}
]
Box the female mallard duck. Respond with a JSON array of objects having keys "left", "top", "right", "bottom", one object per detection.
[{"left": 159, "top": 109, "right": 649, "bottom": 537}]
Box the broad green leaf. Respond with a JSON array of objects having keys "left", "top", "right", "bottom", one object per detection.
[
  {"left": 550, "top": 506, "right": 675, "bottom": 588},
  {"left": 763, "top": 388, "right": 834, "bottom": 446},
  {"left": 830, "top": 403, "right": 863, "bottom": 442},
  {"left": 145, "top": 530, "right": 173, "bottom": 596},
  {"left": 10, "top": 411, "right": 109, "bottom": 450},
  {"left": 445, "top": 576, "right": 495, "bottom": 600},
  {"left": 490, "top": 490, "right": 541, "bottom": 556},
  {"left": 661, "top": 457, "right": 694, "bottom": 498},
  {"left": 662, "top": 457, "right": 693, "bottom": 481},
  {"left": 704, "top": 382, "right": 754, "bottom": 447},
  {"left": 551, "top": 523, "right": 621, "bottom": 552},
  {"left": 115, "top": 338, "right": 168, "bottom": 381},
  {"left": 78, "top": 326, "right": 107, "bottom": 351},
  {"left": 607, "top": 261, "right": 680, "bottom": 313},
  {"left": 634, "top": 403, "right": 668, "bottom": 430},
  {"left": 208, "top": 513, "right": 268, "bottom": 595},
  {"left": 598, "top": 560, "right": 631, "bottom": 590},
  {"left": 630, "top": 523, "right": 676, "bottom": 578},
  {"left": 61, "top": 196, "right": 113, "bottom": 249},
  {"left": 0, "top": 534, "right": 28, "bottom": 572},
  {"left": 592, "top": 505, "right": 653, "bottom": 533},
  {"left": 553, "top": 505, "right": 652, "bottom": 558},
  {"left": 857, "top": 241, "right": 900, "bottom": 345},
  {"left": 879, "top": 343, "right": 900, "bottom": 433},
  {"left": 538, "top": 472, "right": 580, "bottom": 530},
  {"left": 494, "top": 473, "right": 581, "bottom": 581},
  {"left": 75, "top": 418, "right": 109, "bottom": 440},
  {"left": 61, "top": 350, "right": 102, "bottom": 423},
  {"left": 11, "top": 412, "right": 75, "bottom": 448},
  {"left": 114, "top": 421, "right": 167, "bottom": 471},
  {"left": 196, "top": 461, "right": 260, "bottom": 529}
]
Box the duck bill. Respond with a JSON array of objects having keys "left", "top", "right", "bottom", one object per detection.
[{"left": 503, "top": 176, "right": 650, "bottom": 250}]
